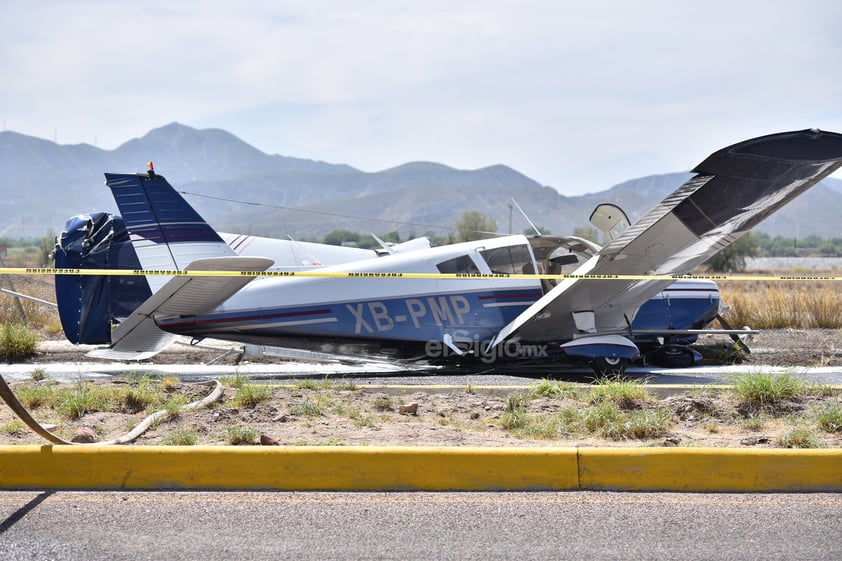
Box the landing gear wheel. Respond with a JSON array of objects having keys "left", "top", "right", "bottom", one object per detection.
[
  {"left": 651, "top": 345, "right": 696, "bottom": 368},
  {"left": 590, "top": 356, "right": 629, "bottom": 377}
]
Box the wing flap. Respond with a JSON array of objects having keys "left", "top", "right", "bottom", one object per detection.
[{"left": 490, "top": 129, "right": 842, "bottom": 348}]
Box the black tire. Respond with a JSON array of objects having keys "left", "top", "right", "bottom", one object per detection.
[
  {"left": 590, "top": 356, "right": 629, "bottom": 377},
  {"left": 651, "top": 345, "right": 695, "bottom": 368}
]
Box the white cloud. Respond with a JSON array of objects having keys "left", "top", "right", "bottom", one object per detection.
[{"left": 1, "top": 0, "right": 840, "bottom": 194}]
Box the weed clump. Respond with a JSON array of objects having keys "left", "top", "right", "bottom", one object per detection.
[
  {"left": 1, "top": 419, "right": 27, "bottom": 437},
  {"left": 0, "top": 322, "right": 37, "bottom": 361},
  {"left": 14, "top": 383, "right": 54, "bottom": 409},
  {"left": 730, "top": 371, "right": 806, "bottom": 413},
  {"left": 589, "top": 377, "right": 651, "bottom": 409},
  {"left": 230, "top": 381, "right": 272, "bottom": 408},
  {"left": 226, "top": 425, "right": 260, "bottom": 445},
  {"left": 529, "top": 379, "right": 578, "bottom": 400},
  {"left": 292, "top": 397, "right": 324, "bottom": 417},
  {"left": 816, "top": 405, "right": 842, "bottom": 433},
  {"left": 161, "top": 430, "right": 198, "bottom": 446},
  {"left": 122, "top": 378, "right": 158, "bottom": 413},
  {"left": 499, "top": 393, "right": 530, "bottom": 430},
  {"left": 777, "top": 427, "right": 820, "bottom": 449},
  {"left": 56, "top": 383, "right": 115, "bottom": 420},
  {"left": 372, "top": 395, "right": 394, "bottom": 411}
]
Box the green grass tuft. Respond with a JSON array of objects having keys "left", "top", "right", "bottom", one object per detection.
[
  {"left": 777, "top": 427, "right": 820, "bottom": 449},
  {"left": 816, "top": 405, "right": 842, "bottom": 433},
  {"left": 372, "top": 395, "right": 394, "bottom": 411},
  {"left": 231, "top": 381, "right": 272, "bottom": 408},
  {"left": 1, "top": 419, "right": 27, "bottom": 437},
  {"left": 529, "top": 379, "right": 578, "bottom": 399},
  {"left": 589, "top": 377, "right": 651, "bottom": 409},
  {"left": 13, "top": 384, "right": 55, "bottom": 409},
  {"left": 729, "top": 371, "right": 806, "bottom": 409},
  {"left": 0, "top": 322, "right": 37, "bottom": 361},
  {"left": 226, "top": 425, "right": 260, "bottom": 445},
  {"left": 56, "top": 383, "right": 115, "bottom": 420},
  {"left": 292, "top": 397, "right": 324, "bottom": 417},
  {"left": 161, "top": 430, "right": 198, "bottom": 446}
]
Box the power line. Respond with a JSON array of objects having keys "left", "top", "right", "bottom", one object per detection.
[{"left": 179, "top": 191, "right": 502, "bottom": 237}]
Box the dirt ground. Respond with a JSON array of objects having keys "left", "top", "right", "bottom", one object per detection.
[
  {"left": 23, "top": 328, "right": 842, "bottom": 367},
  {"left": 1, "top": 329, "right": 841, "bottom": 448}
]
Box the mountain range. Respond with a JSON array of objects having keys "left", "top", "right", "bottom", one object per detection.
[{"left": 1, "top": 122, "right": 840, "bottom": 241}]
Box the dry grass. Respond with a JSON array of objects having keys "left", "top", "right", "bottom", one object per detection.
[
  {"left": 0, "top": 275, "right": 60, "bottom": 336},
  {"left": 720, "top": 280, "right": 842, "bottom": 329}
]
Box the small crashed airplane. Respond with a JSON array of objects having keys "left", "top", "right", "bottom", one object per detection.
[{"left": 54, "top": 129, "right": 842, "bottom": 375}]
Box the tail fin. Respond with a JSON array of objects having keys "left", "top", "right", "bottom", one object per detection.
[{"left": 104, "top": 169, "right": 237, "bottom": 292}]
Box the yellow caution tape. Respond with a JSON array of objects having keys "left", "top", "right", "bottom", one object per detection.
[{"left": 0, "top": 267, "right": 839, "bottom": 282}]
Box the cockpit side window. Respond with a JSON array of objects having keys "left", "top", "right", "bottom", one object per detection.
[
  {"left": 436, "top": 254, "right": 480, "bottom": 275},
  {"left": 479, "top": 244, "right": 534, "bottom": 275}
]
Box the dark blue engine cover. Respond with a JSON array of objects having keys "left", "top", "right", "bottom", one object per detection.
[{"left": 54, "top": 213, "right": 152, "bottom": 344}]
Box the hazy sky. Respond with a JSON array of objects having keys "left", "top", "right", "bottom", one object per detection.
[{"left": 2, "top": 0, "right": 841, "bottom": 194}]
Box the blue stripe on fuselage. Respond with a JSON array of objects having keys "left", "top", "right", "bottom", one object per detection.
[{"left": 155, "top": 288, "right": 542, "bottom": 343}]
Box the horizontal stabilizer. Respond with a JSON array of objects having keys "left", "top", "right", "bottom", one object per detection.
[{"left": 89, "top": 256, "right": 273, "bottom": 360}]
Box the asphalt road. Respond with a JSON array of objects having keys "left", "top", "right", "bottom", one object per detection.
[{"left": 0, "top": 491, "right": 839, "bottom": 560}]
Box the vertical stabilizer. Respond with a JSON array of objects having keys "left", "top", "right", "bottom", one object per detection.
[{"left": 105, "top": 171, "right": 236, "bottom": 292}]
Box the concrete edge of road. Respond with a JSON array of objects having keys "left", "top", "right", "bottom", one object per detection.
[{"left": 0, "top": 445, "right": 840, "bottom": 492}]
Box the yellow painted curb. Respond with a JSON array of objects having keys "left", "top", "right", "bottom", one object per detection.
[
  {"left": 579, "top": 448, "right": 842, "bottom": 492},
  {"left": 1, "top": 446, "right": 839, "bottom": 491},
  {"left": 0, "top": 445, "right": 579, "bottom": 491}
]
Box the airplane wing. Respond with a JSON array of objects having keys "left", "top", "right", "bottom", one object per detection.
[
  {"left": 88, "top": 256, "right": 274, "bottom": 360},
  {"left": 489, "top": 129, "right": 842, "bottom": 348}
]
